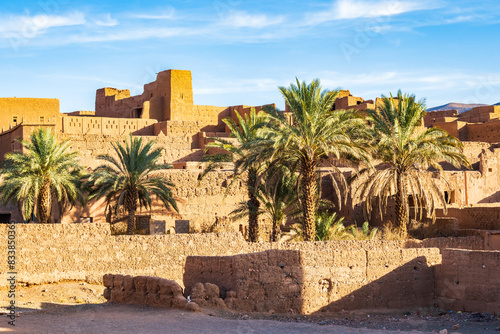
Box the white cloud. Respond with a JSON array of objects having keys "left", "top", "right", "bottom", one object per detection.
[
  {"left": 0, "top": 12, "right": 86, "bottom": 38},
  {"left": 305, "top": 0, "right": 440, "bottom": 25},
  {"left": 219, "top": 11, "right": 284, "bottom": 28},
  {"left": 94, "top": 14, "right": 119, "bottom": 27}
]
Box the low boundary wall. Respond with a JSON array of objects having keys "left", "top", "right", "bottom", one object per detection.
[{"left": 0, "top": 224, "right": 496, "bottom": 314}]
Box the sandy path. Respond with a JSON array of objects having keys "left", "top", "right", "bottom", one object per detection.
[{"left": 0, "top": 304, "right": 435, "bottom": 334}]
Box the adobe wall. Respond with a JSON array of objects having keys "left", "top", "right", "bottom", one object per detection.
[
  {"left": 435, "top": 207, "right": 500, "bottom": 230},
  {"left": 0, "top": 98, "right": 59, "bottom": 131},
  {"left": 0, "top": 224, "right": 476, "bottom": 288},
  {"left": 436, "top": 249, "right": 500, "bottom": 313},
  {"left": 460, "top": 105, "right": 500, "bottom": 123},
  {"left": 1, "top": 224, "right": 493, "bottom": 314},
  {"left": 184, "top": 248, "right": 440, "bottom": 314},
  {"left": 58, "top": 169, "right": 246, "bottom": 231},
  {"left": 61, "top": 116, "right": 156, "bottom": 136},
  {"left": 433, "top": 121, "right": 468, "bottom": 141},
  {"left": 424, "top": 110, "right": 459, "bottom": 127},
  {"left": 466, "top": 120, "right": 500, "bottom": 143}
]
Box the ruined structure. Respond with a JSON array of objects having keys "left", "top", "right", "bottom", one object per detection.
[
  {"left": 0, "top": 70, "right": 272, "bottom": 229},
  {"left": 0, "top": 71, "right": 499, "bottom": 241}
]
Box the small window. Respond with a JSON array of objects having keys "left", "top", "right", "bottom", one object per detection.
[
  {"left": 12, "top": 116, "right": 18, "bottom": 124},
  {"left": 40, "top": 116, "right": 44, "bottom": 123},
  {"left": 444, "top": 190, "right": 456, "bottom": 204},
  {"left": 488, "top": 168, "right": 493, "bottom": 172}
]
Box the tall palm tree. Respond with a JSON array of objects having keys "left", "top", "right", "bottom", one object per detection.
[
  {"left": 87, "top": 135, "right": 177, "bottom": 235},
  {"left": 229, "top": 165, "right": 299, "bottom": 242},
  {"left": 356, "top": 90, "right": 470, "bottom": 238},
  {"left": 201, "top": 108, "right": 270, "bottom": 242},
  {"left": 0, "top": 128, "right": 84, "bottom": 224},
  {"left": 265, "top": 79, "right": 371, "bottom": 241}
]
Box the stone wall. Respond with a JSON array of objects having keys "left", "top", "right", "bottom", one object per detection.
[{"left": 436, "top": 249, "right": 500, "bottom": 313}]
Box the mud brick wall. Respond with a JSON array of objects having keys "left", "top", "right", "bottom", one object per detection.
[
  {"left": 1, "top": 224, "right": 496, "bottom": 314},
  {"left": 436, "top": 249, "right": 500, "bottom": 314},
  {"left": 102, "top": 274, "right": 197, "bottom": 311},
  {"left": 184, "top": 248, "right": 441, "bottom": 314}
]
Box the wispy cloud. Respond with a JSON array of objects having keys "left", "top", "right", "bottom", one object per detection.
[
  {"left": 219, "top": 10, "right": 284, "bottom": 28},
  {"left": 0, "top": 12, "right": 86, "bottom": 37},
  {"left": 94, "top": 14, "right": 119, "bottom": 27},
  {"left": 304, "top": 0, "right": 440, "bottom": 25}
]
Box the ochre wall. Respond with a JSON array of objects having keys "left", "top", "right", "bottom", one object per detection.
[
  {"left": 436, "top": 248, "right": 500, "bottom": 313},
  {"left": 61, "top": 116, "right": 156, "bottom": 136},
  {"left": 0, "top": 224, "right": 494, "bottom": 314},
  {"left": 185, "top": 248, "right": 441, "bottom": 314},
  {"left": 0, "top": 98, "right": 59, "bottom": 131},
  {"left": 466, "top": 120, "right": 500, "bottom": 143}
]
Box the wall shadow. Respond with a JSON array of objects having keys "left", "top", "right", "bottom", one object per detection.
[
  {"left": 311, "top": 256, "right": 434, "bottom": 314},
  {"left": 184, "top": 251, "right": 437, "bottom": 315}
]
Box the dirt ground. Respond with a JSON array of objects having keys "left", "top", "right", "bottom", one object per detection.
[{"left": 1, "top": 282, "right": 498, "bottom": 334}]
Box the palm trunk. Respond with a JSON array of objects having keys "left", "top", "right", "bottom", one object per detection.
[
  {"left": 301, "top": 161, "right": 317, "bottom": 241},
  {"left": 127, "top": 208, "right": 136, "bottom": 235},
  {"left": 247, "top": 170, "right": 260, "bottom": 242},
  {"left": 125, "top": 189, "right": 138, "bottom": 235},
  {"left": 395, "top": 172, "right": 409, "bottom": 239},
  {"left": 37, "top": 179, "right": 51, "bottom": 224},
  {"left": 271, "top": 218, "right": 280, "bottom": 242}
]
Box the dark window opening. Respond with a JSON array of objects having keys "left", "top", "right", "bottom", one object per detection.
[
  {"left": 12, "top": 116, "right": 18, "bottom": 124},
  {"left": 444, "top": 190, "right": 455, "bottom": 204},
  {"left": 134, "top": 108, "right": 143, "bottom": 118},
  {"left": 0, "top": 213, "right": 11, "bottom": 224}
]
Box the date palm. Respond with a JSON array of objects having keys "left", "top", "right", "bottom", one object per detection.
[
  {"left": 0, "top": 128, "right": 84, "bottom": 223},
  {"left": 201, "top": 109, "right": 271, "bottom": 242},
  {"left": 229, "top": 164, "right": 299, "bottom": 242},
  {"left": 87, "top": 135, "right": 177, "bottom": 235},
  {"left": 356, "top": 91, "right": 470, "bottom": 238},
  {"left": 266, "top": 79, "right": 370, "bottom": 241}
]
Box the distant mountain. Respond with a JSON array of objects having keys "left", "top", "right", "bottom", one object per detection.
[
  {"left": 495, "top": 102, "right": 500, "bottom": 106},
  {"left": 427, "top": 103, "right": 487, "bottom": 114}
]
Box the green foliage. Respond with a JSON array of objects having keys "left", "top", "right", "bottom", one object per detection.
[
  {"left": 349, "top": 221, "right": 379, "bottom": 240},
  {"left": 86, "top": 135, "right": 177, "bottom": 234},
  {"left": 264, "top": 79, "right": 371, "bottom": 241},
  {"left": 354, "top": 90, "right": 470, "bottom": 237},
  {"left": 291, "top": 211, "right": 379, "bottom": 241},
  {"left": 0, "top": 127, "right": 84, "bottom": 223},
  {"left": 201, "top": 108, "right": 272, "bottom": 242}
]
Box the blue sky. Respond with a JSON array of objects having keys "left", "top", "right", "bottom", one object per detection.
[{"left": 1, "top": 0, "right": 499, "bottom": 113}]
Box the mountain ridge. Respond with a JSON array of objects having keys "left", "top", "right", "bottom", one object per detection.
[{"left": 428, "top": 102, "right": 500, "bottom": 113}]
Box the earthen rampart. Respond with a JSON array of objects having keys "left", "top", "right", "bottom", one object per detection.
[
  {"left": 0, "top": 224, "right": 494, "bottom": 314},
  {"left": 436, "top": 248, "right": 500, "bottom": 313}
]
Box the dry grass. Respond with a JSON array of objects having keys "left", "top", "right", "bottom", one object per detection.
[{"left": 379, "top": 222, "right": 407, "bottom": 241}]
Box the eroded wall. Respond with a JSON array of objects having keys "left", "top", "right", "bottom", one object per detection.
[
  {"left": 0, "top": 224, "right": 494, "bottom": 314},
  {"left": 436, "top": 248, "right": 500, "bottom": 313}
]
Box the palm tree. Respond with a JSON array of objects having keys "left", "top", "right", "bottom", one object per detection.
[
  {"left": 356, "top": 90, "right": 470, "bottom": 238},
  {"left": 201, "top": 108, "right": 270, "bottom": 242},
  {"left": 229, "top": 165, "right": 299, "bottom": 242},
  {"left": 86, "top": 135, "right": 177, "bottom": 235},
  {"left": 0, "top": 128, "right": 84, "bottom": 224},
  {"left": 265, "top": 79, "right": 371, "bottom": 241}
]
